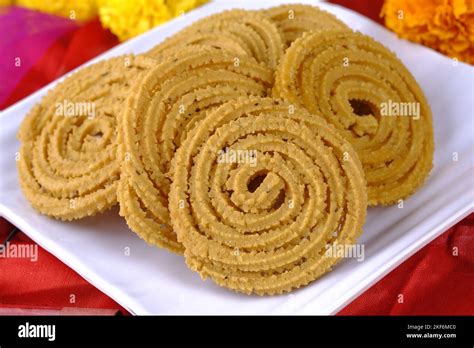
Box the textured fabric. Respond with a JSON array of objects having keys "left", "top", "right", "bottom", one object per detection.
[
  {"left": 0, "top": 7, "right": 78, "bottom": 106},
  {"left": 0, "top": 16, "right": 118, "bottom": 109},
  {"left": 0, "top": 10, "right": 122, "bottom": 313},
  {"left": 0, "top": 1, "right": 472, "bottom": 316},
  {"left": 338, "top": 214, "right": 474, "bottom": 315},
  {"left": 0, "top": 220, "right": 127, "bottom": 312}
]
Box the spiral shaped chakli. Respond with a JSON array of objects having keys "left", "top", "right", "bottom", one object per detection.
[
  {"left": 146, "top": 28, "right": 252, "bottom": 61},
  {"left": 17, "top": 55, "right": 156, "bottom": 220},
  {"left": 260, "top": 4, "right": 349, "bottom": 47},
  {"left": 147, "top": 9, "right": 285, "bottom": 68},
  {"left": 274, "top": 30, "right": 434, "bottom": 205},
  {"left": 169, "top": 97, "right": 367, "bottom": 295},
  {"left": 118, "top": 47, "right": 273, "bottom": 253}
]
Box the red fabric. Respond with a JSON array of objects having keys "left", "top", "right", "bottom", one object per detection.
[
  {"left": 0, "top": 16, "right": 124, "bottom": 313},
  {"left": 0, "top": 220, "right": 127, "bottom": 313},
  {"left": 329, "top": 0, "right": 385, "bottom": 25},
  {"left": 338, "top": 214, "right": 474, "bottom": 315},
  {"left": 0, "top": 1, "right": 473, "bottom": 316}
]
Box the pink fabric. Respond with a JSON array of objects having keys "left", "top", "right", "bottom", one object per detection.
[{"left": 0, "top": 7, "right": 78, "bottom": 105}]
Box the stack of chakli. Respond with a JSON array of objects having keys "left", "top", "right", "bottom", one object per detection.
[{"left": 17, "top": 4, "right": 434, "bottom": 295}]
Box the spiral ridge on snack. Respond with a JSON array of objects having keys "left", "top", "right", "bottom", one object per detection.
[
  {"left": 15, "top": 4, "right": 438, "bottom": 296},
  {"left": 261, "top": 4, "right": 349, "bottom": 46},
  {"left": 17, "top": 55, "right": 156, "bottom": 220},
  {"left": 146, "top": 29, "right": 251, "bottom": 61},
  {"left": 147, "top": 9, "right": 285, "bottom": 68},
  {"left": 274, "top": 30, "right": 434, "bottom": 205},
  {"left": 118, "top": 47, "right": 273, "bottom": 253},
  {"left": 169, "top": 97, "right": 367, "bottom": 294}
]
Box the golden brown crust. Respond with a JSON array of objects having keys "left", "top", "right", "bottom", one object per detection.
[
  {"left": 169, "top": 96, "right": 367, "bottom": 294},
  {"left": 16, "top": 6, "right": 436, "bottom": 296},
  {"left": 146, "top": 9, "right": 285, "bottom": 68},
  {"left": 274, "top": 30, "right": 434, "bottom": 205},
  {"left": 260, "top": 4, "right": 349, "bottom": 46},
  {"left": 17, "top": 55, "right": 156, "bottom": 220},
  {"left": 118, "top": 47, "right": 273, "bottom": 253}
]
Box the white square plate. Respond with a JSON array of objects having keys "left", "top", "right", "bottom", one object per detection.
[{"left": 1, "top": 0, "right": 473, "bottom": 315}]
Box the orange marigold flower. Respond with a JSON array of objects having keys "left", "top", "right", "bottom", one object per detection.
[{"left": 381, "top": 0, "right": 474, "bottom": 64}]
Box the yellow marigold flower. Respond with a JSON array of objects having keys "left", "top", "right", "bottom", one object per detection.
[
  {"left": 166, "top": 0, "right": 208, "bottom": 16},
  {"left": 0, "top": 0, "right": 13, "bottom": 6},
  {"left": 98, "top": 0, "right": 208, "bottom": 41},
  {"left": 382, "top": 0, "right": 474, "bottom": 64},
  {"left": 98, "top": 0, "right": 172, "bottom": 41},
  {"left": 14, "top": 0, "right": 98, "bottom": 21}
]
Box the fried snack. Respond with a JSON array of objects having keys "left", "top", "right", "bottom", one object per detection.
[
  {"left": 118, "top": 47, "right": 273, "bottom": 253},
  {"left": 146, "top": 29, "right": 251, "bottom": 61},
  {"left": 274, "top": 30, "right": 434, "bottom": 205},
  {"left": 17, "top": 55, "right": 156, "bottom": 220},
  {"left": 169, "top": 97, "right": 367, "bottom": 295},
  {"left": 146, "top": 9, "right": 285, "bottom": 68},
  {"left": 261, "top": 4, "right": 349, "bottom": 46}
]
